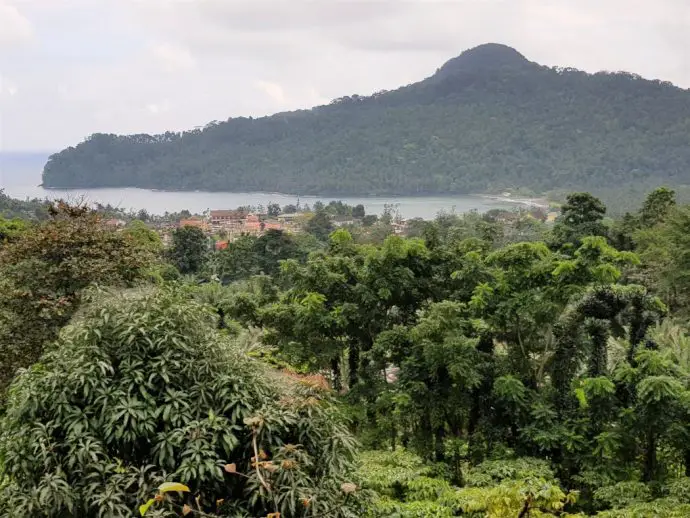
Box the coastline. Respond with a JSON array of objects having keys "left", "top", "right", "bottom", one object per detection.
[{"left": 478, "top": 194, "right": 550, "bottom": 210}]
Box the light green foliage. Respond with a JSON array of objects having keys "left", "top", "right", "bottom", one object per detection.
[
  {"left": 358, "top": 449, "right": 577, "bottom": 517},
  {"left": 123, "top": 220, "right": 163, "bottom": 255},
  {"left": 0, "top": 288, "right": 360, "bottom": 517},
  {"left": 635, "top": 204, "right": 690, "bottom": 313},
  {"left": 593, "top": 481, "right": 651, "bottom": 509},
  {"left": 465, "top": 458, "right": 555, "bottom": 487},
  {"left": 596, "top": 500, "right": 690, "bottom": 517},
  {"left": 0, "top": 217, "right": 28, "bottom": 244}
]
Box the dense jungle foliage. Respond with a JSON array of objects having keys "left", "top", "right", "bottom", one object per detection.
[
  {"left": 42, "top": 44, "right": 690, "bottom": 196},
  {"left": 3, "top": 187, "right": 690, "bottom": 517}
]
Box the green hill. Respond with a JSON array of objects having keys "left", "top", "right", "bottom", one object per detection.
[{"left": 42, "top": 43, "right": 690, "bottom": 195}]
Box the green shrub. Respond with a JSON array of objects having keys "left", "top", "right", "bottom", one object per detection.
[{"left": 0, "top": 288, "right": 359, "bottom": 517}]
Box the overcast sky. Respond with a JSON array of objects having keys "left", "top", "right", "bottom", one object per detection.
[{"left": 1, "top": 0, "right": 689, "bottom": 151}]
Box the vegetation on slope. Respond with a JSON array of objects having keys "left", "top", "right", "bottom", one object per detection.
[{"left": 2, "top": 187, "right": 690, "bottom": 516}]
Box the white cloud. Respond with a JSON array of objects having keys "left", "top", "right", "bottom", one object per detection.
[
  {"left": 146, "top": 100, "right": 171, "bottom": 114},
  {"left": 0, "top": 75, "right": 19, "bottom": 101},
  {"left": 150, "top": 42, "right": 195, "bottom": 72},
  {"left": 2, "top": 0, "right": 690, "bottom": 150},
  {"left": 0, "top": 1, "right": 34, "bottom": 49},
  {"left": 255, "top": 80, "right": 286, "bottom": 104}
]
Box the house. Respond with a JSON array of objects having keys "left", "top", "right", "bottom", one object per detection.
[
  {"left": 210, "top": 210, "right": 246, "bottom": 230},
  {"left": 526, "top": 208, "right": 547, "bottom": 222},
  {"left": 333, "top": 219, "right": 355, "bottom": 228},
  {"left": 215, "top": 240, "right": 229, "bottom": 251},
  {"left": 276, "top": 212, "right": 303, "bottom": 231},
  {"left": 276, "top": 213, "right": 301, "bottom": 221},
  {"left": 179, "top": 218, "right": 209, "bottom": 231},
  {"left": 104, "top": 218, "right": 126, "bottom": 228},
  {"left": 264, "top": 221, "right": 283, "bottom": 231},
  {"left": 392, "top": 221, "right": 407, "bottom": 235},
  {"left": 243, "top": 214, "right": 263, "bottom": 234},
  {"left": 546, "top": 211, "right": 560, "bottom": 223}
]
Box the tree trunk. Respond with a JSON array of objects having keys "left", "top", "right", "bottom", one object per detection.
[
  {"left": 348, "top": 344, "right": 360, "bottom": 388},
  {"left": 643, "top": 430, "right": 657, "bottom": 482},
  {"left": 331, "top": 357, "right": 342, "bottom": 392},
  {"left": 435, "top": 425, "right": 446, "bottom": 462}
]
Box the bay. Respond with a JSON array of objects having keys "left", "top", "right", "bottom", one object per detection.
[{"left": 1, "top": 153, "right": 519, "bottom": 220}]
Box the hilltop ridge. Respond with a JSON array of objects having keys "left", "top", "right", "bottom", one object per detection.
[{"left": 42, "top": 43, "right": 690, "bottom": 195}]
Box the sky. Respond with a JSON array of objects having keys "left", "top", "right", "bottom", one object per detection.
[{"left": 0, "top": 0, "right": 689, "bottom": 152}]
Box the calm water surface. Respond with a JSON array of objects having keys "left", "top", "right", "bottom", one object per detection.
[{"left": 1, "top": 154, "right": 515, "bottom": 220}]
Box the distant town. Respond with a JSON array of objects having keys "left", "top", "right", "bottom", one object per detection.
[{"left": 101, "top": 198, "right": 561, "bottom": 250}]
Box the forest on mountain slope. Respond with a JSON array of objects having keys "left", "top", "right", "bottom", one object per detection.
[{"left": 42, "top": 43, "right": 690, "bottom": 196}]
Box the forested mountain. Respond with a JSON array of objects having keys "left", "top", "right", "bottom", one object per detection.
[{"left": 43, "top": 43, "right": 690, "bottom": 195}]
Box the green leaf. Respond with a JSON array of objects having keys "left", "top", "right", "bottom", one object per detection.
[
  {"left": 574, "top": 388, "right": 588, "bottom": 409},
  {"left": 139, "top": 498, "right": 156, "bottom": 516}
]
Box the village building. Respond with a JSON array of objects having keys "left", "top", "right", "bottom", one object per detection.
[
  {"left": 546, "top": 211, "right": 560, "bottom": 223},
  {"left": 103, "top": 218, "right": 126, "bottom": 228},
  {"left": 179, "top": 218, "right": 209, "bottom": 231},
  {"left": 210, "top": 210, "right": 246, "bottom": 231}
]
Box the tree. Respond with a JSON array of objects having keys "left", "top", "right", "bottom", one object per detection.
[
  {"left": 551, "top": 192, "right": 608, "bottom": 250},
  {"left": 167, "top": 225, "right": 208, "bottom": 274},
  {"left": 267, "top": 202, "right": 281, "bottom": 217},
  {"left": 0, "top": 202, "right": 153, "bottom": 393},
  {"left": 361, "top": 214, "right": 378, "bottom": 227},
  {"left": 122, "top": 220, "right": 163, "bottom": 255},
  {"left": 352, "top": 204, "right": 366, "bottom": 219},
  {"left": 640, "top": 187, "right": 676, "bottom": 228},
  {"left": 305, "top": 210, "right": 334, "bottom": 241},
  {"left": 635, "top": 205, "right": 690, "bottom": 313},
  {"left": 210, "top": 234, "right": 259, "bottom": 283},
  {"left": 0, "top": 288, "right": 361, "bottom": 517}
]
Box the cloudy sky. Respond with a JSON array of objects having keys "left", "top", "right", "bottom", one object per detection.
[{"left": 1, "top": 0, "right": 689, "bottom": 151}]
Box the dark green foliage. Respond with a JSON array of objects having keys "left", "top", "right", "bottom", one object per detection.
[
  {"left": 0, "top": 288, "right": 360, "bottom": 517},
  {"left": 305, "top": 211, "right": 334, "bottom": 241},
  {"left": 5, "top": 186, "right": 690, "bottom": 516},
  {"left": 0, "top": 202, "right": 154, "bottom": 393},
  {"left": 42, "top": 44, "right": 690, "bottom": 195},
  {"left": 551, "top": 192, "right": 608, "bottom": 250},
  {"left": 640, "top": 187, "right": 676, "bottom": 228},
  {"left": 0, "top": 189, "right": 49, "bottom": 221},
  {"left": 208, "top": 230, "right": 314, "bottom": 284},
  {"left": 166, "top": 225, "right": 208, "bottom": 275}
]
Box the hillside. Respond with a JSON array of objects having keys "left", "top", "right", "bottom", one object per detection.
[{"left": 42, "top": 43, "right": 690, "bottom": 195}]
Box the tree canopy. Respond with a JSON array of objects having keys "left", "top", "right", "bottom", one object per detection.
[
  {"left": 0, "top": 288, "right": 360, "bottom": 517},
  {"left": 4, "top": 188, "right": 690, "bottom": 516}
]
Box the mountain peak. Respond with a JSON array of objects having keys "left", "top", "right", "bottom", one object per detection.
[{"left": 433, "top": 43, "right": 534, "bottom": 79}]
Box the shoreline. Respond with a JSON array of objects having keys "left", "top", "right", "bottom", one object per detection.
[
  {"left": 39, "top": 184, "right": 551, "bottom": 208},
  {"left": 478, "top": 194, "right": 550, "bottom": 210}
]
